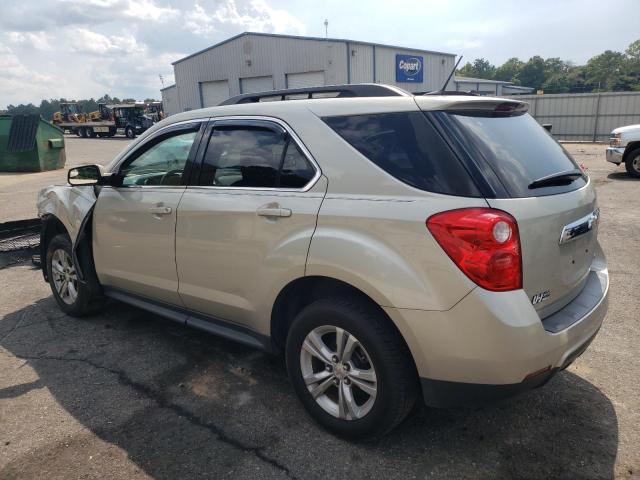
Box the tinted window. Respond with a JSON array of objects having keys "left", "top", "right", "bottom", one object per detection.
[
  {"left": 279, "top": 142, "right": 316, "bottom": 188},
  {"left": 323, "top": 112, "right": 480, "bottom": 196},
  {"left": 199, "top": 125, "right": 315, "bottom": 189},
  {"left": 120, "top": 130, "right": 197, "bottom": 186},
  {"left": 447, "top": 112, "right": 586, "bottom": 197}
]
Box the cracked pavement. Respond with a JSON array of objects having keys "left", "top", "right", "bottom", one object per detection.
[{"left": 1, "top": 144, "right": 639, "bottom": 479}]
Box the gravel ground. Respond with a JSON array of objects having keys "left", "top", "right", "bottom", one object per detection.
[{"left": 0, "top": 143, "right": 638, "bottom": 480}]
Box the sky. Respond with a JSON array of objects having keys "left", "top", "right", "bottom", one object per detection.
[{"left": 1, "top": 0, "right": 639, "bottom": 108}]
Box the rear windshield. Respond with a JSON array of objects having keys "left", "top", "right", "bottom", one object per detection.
[
  {"left": 445, "top": 112, "right": 586, "bottom": 197},
  {"left": 323, "top": 112, "right": 480, "bottom": 197}
]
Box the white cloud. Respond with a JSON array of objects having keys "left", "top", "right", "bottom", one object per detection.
[
  {"left": 185, "top": 3, "right": 216, "bottom": 35},
  {"left": 69, "top": 29, "right": 145, "bottom": 56},
  {"left": 185, "top": 0, "right": 306, "bottom": 37},
  {"left": 7, "top": 31, "right": 52, "bottom": 50},
  {"left": 445, "top": 39, "right": 483, "bottom": 50},
  {"left": 122, "top": 0, "right": 180, "bottom": 22},
  {"left": 0, "top": 43, "right": 55, "bottom": 105}
]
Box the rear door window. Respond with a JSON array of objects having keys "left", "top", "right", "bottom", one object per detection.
[
  {"left": 443, "top": 112, "right": 586, "bottom": 197},
  {"left": 323, "top": 112, "right": 480, "bottom": 197},
  {"left": 198, "top": 123, "right": 316, "bottom": 189}
]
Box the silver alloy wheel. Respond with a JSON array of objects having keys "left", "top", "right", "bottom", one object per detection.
[
  {"left": 633, "top": 155, "right": 640, "bottom": 173},
  {"left": 300, "top": 325, "right": 377, "bottom": 420},
  {"left": 51, "top": 249, "right": 78, "bottom": 305}
]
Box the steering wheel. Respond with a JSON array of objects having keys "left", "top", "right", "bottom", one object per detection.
[{"left": 160, "top": 169, "right": 183, "bottom": 185}]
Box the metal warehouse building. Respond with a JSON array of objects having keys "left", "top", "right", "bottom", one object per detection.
[
  {"left": 161, "top": 32, "right": 457, "bottom": 115},
  {"left": 453, "top": 76, "right": 534, "bottom": 96}
]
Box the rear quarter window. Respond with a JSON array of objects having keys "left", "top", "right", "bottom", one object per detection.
[{"left": 323, "top": 112, "right": 481, "bottom": 197}]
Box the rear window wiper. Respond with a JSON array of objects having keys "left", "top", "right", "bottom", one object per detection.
[{"left": 528, "top": 169, "right": 584, "bottom": 189}]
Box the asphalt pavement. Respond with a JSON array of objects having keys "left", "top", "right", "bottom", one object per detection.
[{"left": 0, "top": 143, "right": 638, "bottom": 479}]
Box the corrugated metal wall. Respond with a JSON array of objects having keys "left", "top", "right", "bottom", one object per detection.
[
  {"left": 160, "top": 85, "right": 179, "bottom": 116},
  {"left": 172, "top": 34, "right": 456, "bottom": 111},
  {"left": 515, "top": 92, "right": 640, "bottom": 141},
  {"left": 373, "top": 45, "right": 454, "bottom": 92}
]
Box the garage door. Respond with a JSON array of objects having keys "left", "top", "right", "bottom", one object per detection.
[
  {"left": 200, "top": 80, "right": 229, "bottom": 107},
  {"left": 240, "top": 76, "right": 274, "bottom": 94},
  {"left": 286, "top": 71, "right": 325, "bottom": 89}
]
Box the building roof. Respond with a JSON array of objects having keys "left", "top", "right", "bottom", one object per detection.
[
  {"left": 455, "top": 76, "right": 512, "bottom": 85},
  {"left": 160, "top": 83, "right": 176, "bottom": 92},
  {"left": 172, "top": 31, "right": 455, "bottom": 65}
]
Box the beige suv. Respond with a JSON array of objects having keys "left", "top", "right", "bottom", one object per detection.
[{"left": 38, "top": 84, "right": 609, "bottom": 438}]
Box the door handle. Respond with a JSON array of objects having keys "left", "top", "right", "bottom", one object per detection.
[
  {"left": 149, "top": 206, "right": 172, "bottom": 215},
  {"left": 256, "top": 206, "right": 292, "bottom": 218}
]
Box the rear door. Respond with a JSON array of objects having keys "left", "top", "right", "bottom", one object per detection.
[
  {"left": 430, "top": 107, "right": 598, "bottom": 316},
  {"left": 175, "top": 118, "right": 326, "bottom": 334}
]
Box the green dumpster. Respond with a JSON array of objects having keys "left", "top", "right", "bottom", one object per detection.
[{"left": 0, "top": 114, "right": 66, "bottom": 172}]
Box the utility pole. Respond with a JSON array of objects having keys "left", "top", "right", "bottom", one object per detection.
[{"left": 324, "top": 19, "right": 328, "bottom": 38}]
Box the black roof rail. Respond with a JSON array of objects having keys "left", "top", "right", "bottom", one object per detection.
[{"left": 219, "top": 83, "right": 411, "bottom": 105}]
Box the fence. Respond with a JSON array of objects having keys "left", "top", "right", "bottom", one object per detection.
[{"left": 509, "top": 91, "right": 640, "bottom": 142}]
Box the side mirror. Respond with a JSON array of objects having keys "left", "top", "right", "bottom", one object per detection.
[{"left": 68, "top": 165, "right": 101, "bottom": 186}]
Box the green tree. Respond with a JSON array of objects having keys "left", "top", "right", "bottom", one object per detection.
[
  {"left": 625, "top": 39, "right": 640, "bottom": 90},
  {"left": 584, "top": 50, "right": 629, "bottom": 91},
  {"left": 517, "top": 56, "right": 546, "bottom": 89},
  {"left": 457, "top": 58, "right": 496, "bottom": 79},
  {"left": 494, "top": 57, "right": 523, "bottom": 82},
  {"left": 6, "top": 103, "right": 40, "bottom": 115}
]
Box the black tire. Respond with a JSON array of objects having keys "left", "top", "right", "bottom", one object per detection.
[
  {"left": 125, "top": 126, "right": 136, "bottom": 139},
  {"left": 46, "top": 234, "right": 104, "bottom": 317},
  {"left": 75, "top": 129, "right": 82, "bottom": 137},
  {"left": 286, "top": 296, "right": 418, "bottom": 439},
  {"left": 80, "top": 127, "right": 88, "bottom": 138},
  {"left": 624, "top": 148, "right": 640, "bottom": 178},
  {"left": 86, "top": 128, "right": 96, "bottom": 138}
]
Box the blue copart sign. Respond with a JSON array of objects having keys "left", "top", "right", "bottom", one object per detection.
[{"left": 396, "top": 54, "right": 424, "bottom": 83}]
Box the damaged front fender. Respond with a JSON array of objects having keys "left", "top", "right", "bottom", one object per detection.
[{"left": 37, "top": 185, "right": 97, "bottom": 247}]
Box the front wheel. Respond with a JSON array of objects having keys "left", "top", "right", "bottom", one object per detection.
[
  {"left": 286, "top": 296, "right": 418, "bottom": 439},
  {"left": 625, "top": 148, "right": 640, "bottom": 178},
  {"left": 46, "top": 234, "right": 103, "bottom": 317},
  {"left": 125, "top": 126, "right": 136, "bottom": 139}
]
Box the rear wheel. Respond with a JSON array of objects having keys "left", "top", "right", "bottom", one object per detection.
[
  {"left": 625, "top": 148, "right": 640, "bottom": 178},
  {"left": 286, "top": 296, "right": 417, "bottom": 439},
  {"left": 46, "top": 234, "right": 103, "bottom": 317},
  {"left": 125, "top": 126, "right": 136, "bottom": 139},
  {"left": 80, "top": 127, "right": 88, "bottom": 138},
  {"left": 86, "top": 128, "right": 96, "bottom": 138}
]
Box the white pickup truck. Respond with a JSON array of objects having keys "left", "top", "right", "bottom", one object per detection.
[{"left": 606, "top": 124, "right": 640, "bottom": 178}]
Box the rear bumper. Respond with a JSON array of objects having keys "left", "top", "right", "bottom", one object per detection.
[
  {"left": 385, "top": 246, "right": 609, "bottom": 407},
  {"left": 419, "top": 327, "right": 598, "bottom": 407},
  {"left": 606, "top": 147, "right": 624, "bottom": 165}
]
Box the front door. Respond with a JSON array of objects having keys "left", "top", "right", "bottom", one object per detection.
[
  {"left": 176, "top": 119, "right": 326, "bottom": 334},
  {"left": 93, "top": 123, "right": 202, "bottom": 305}
]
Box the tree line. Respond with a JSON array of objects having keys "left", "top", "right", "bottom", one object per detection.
[
  {"left": 3, "top": 95, "right": 159, "bottom": 120},
  {"left": 457, "top": 39, "right": 640, "bottom": 93}
]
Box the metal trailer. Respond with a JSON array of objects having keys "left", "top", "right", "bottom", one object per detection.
[{"left": 56, "top": 104, "right": 154, "bottom": 139}]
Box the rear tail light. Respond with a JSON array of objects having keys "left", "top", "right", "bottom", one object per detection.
[{"left": 426, "top": 208, "right": 522, "bottom": 292}]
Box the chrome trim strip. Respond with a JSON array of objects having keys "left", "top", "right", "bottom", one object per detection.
[
  {"left": 109, "top": 115, "right": 322, "bottom": 193},
  {"left": 559, "top": 208, "right": 599, "bottom": 245},
  {"left": 189, "top": 115, "right": 322, "bottom": 193}
]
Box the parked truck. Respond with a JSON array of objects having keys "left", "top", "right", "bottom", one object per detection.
[
  {"left": 54, "top": 103, "right": 154, "bottom": 139},
  {"left": 606, "top": 123, "right": 640, "bottom": 178}
]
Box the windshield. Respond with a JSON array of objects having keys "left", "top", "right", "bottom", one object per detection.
[{"left": 445, "top": 112, "right": 586, "bottom": 198}]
